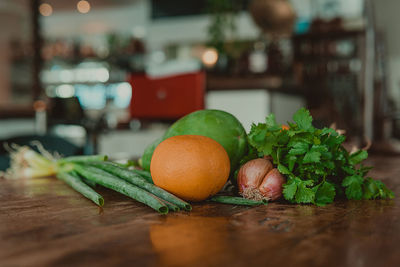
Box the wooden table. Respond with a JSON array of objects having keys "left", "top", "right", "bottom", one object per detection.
[{"left": 1, "top": 155, "right": 399, "bottom": 267}]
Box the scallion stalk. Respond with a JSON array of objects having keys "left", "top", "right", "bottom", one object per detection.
[
  {"left": 73, "top": 164, "right": 168, "bottom": 214},
  {"left": 89, "top": 161, "right": 191, "bottom": 211},
  {"left": 57, "top": 171, "right": 104, "bottom": 206},
  {"left": 59, "top": 155, "right": 108, "bottom": 164},
  {"left": 210, "top": 195, "right": 268, "bottom": 206}
]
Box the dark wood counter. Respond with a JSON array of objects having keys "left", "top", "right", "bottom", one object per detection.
[{"left": 1, "top": 154, "right": 399, "bottom": 267}]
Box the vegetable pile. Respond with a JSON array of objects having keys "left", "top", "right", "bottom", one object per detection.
[
  {"left": 1, "top": 107, "right": 394, "bottom": 212},
  {"left": 242, "top": 108, "right": 394, "bottom": 205},
  {"left": 2, "top": 144, "right": 191, "bottom": 214}
]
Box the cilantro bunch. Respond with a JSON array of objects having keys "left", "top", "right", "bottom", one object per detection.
[{"left": 246, "top": 108, "right": 394, "bottom": 205}]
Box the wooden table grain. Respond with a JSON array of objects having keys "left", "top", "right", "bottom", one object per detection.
[{"left": 1, "top": 155, "right": 399, "bottom": 267}]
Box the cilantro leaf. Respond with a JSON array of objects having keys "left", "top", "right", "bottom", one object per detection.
[
  {"left": 341, "top": 165, "right": 356, "bottom": 175},
  {"left": 363, "top": 178, "right": 395, "bottom": 199},
  {"left": 283, "top": 178, "right": 298, "bottom": 200},
  {"left": 375, "top": 180, "right": 395, "bottom": 199},
  {"left": 288, "top": 155, "right": 296, "bottom": 171},
  {"left": 311, "top": 144, "right": 328, "bottom": 153},
  {"left": 362, "top": 177, "right": 379, "bottom": 199},
  {"left": 315, "top": 181, "right": 336, "bottom": 205},
  {"left": 277, "top": 164, "right": 290, "bottom": 175},
  {"left": 288, "top": 142, "right": 309, "bottom": 155},
  {"left": 303, "top": 151, "right": 321, "bottom": 163},
  {"left": 349, "top": 150, "right": 368, "bottom": 165},
  {"left": 295, "top": 180, "right": 315, "bottom": 203},
  {"left": 342, "top": 175, "right": 364, "bottom": 200},
  {"left": 265, "top": 113, "right": 280, "bottom": 130},
  {"left": 293, "top": 107, "right": 313, "bottom": 131}
]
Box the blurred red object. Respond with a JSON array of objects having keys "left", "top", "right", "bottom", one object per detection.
[{"left": 129, "top": 72, "right": 205, "bottom": 120}]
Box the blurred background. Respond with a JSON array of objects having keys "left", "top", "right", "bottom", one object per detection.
[{"left": 0, "top": 0, "right": 399, "bottom": 167}]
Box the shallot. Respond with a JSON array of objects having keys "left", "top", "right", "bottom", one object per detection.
[{"left": 237, "top": 158, "right": 285, "bottom": 201}]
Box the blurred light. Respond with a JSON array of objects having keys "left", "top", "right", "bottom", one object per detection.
[
  {"left": 77, "top": 0, "right": 91, "bottom": 14},
  {"left": 114, "top": 82, "right": 132, "bottom": 108},
  {"left": 75, "top": 84, "right": 106, "bottom": 109},
  {"left": 55, "top": 85, "right": 75, "bottom": 98},
  {"left": 51, "top": 125, "right": 86, "bottom": 147},
  {"left": 150, "top": 51, "right": 166, "bottom": 64},
  {"left": 132, "top": 26, "right": 146, "bottom": 39},
  {"left": 95, "top": 68, "right": 110, "bottom": 83},
  {"left": 202, "top": 48, "right": 218, "bottom": 67},
  {"left": 45, "top": 86, "right": 56, "bottom": 97},
  {"left": 59, "top": 70, "right": 74, "bottom": 83},
  {"left": 43, "top": 67, "right": 110, "bottom": 84},
  {"left": 39, "top": 3, "right": 53, "bottom": 17}
]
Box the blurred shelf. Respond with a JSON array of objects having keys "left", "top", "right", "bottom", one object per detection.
[
  {"left": 0, "top": 105, "right": 34, "bottom": 119},
  {"left": 293, "top": 30, "right": 365, "bottom": 40}
]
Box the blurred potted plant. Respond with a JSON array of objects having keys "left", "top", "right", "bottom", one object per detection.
[{"left": 206, "top": 0, "right": 243, "bottom": 73}]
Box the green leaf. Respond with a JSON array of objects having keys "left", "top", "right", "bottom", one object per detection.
[
  {"left": 278, "top": 164, "right": 290, "bottom": 175},
  {"left": 293, "top": 107, "right": 313, "bottom": 131},
  {"left": 283, "top": 178, "right": 297, "bottom": 200},
  {"left": 342, "top": 174, "right": 363, "bottom": 187},
  {"left": 322, "top": 130, "right": 346, "bottom": 147},
  {"left": 313, "top": 136, "right": 321, "bottom": 145},
  {"left": 288, "top": 142, "right": 309, "bottom": 155},
  {"left": 371, "top": 179, "right": 395, "bottom": 199},
  {"left": 359, "top": 165, "right": 373, "bottom": 176},
  {"left": 303, "top": 151, "right": 321, "bottom": 163},
  {"left": 345, "top": 183, "right": 363, "bottom": 200},
  {"left": 349, "top": 150, "right": 368, "bottom": 165},
  {"left": 265, "top": 113, "right": 279, "bottom": 129},
  {"left": 249, "top": 124, "right": 267, "bottom": 143},
  {"left": 277, "top": 132, "right": 290, "bottom": 145},
  {"left": 341, "top": 165, "right": 356, "bottom": 175},
  {"left": 362, "top": 177, "right": 380, "bottom": 199},
  {"left": 321, "top": 151, "right": 333, "bottom": 160},
  {"left": 295, "top": 180, "right": 315, "bottom": 203},
  {"left": 288, "top": 155, "right": 296, "bottom": 171},
  {"left": 321, "top": 127, "right": 335, "bottom": 136},
  {"left": 342, "top": 175, "right": 364, "bottom": 200},
  {"left": 315, "top": 181, "right": 336, "bottom": 205},
  {"left": 311, "top": 144, "right": 328, "bottom": 153},
  {"left": 260, "top": 142, "right": 274, "bottom": 156}
]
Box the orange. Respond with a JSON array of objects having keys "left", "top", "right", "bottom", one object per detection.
[{"left": 150, "top": 135, "right": 230, "bottom": 201}]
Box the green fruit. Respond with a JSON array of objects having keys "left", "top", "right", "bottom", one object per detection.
[{"left": 141, "top": 109, "right": 248, "bottom": 175}]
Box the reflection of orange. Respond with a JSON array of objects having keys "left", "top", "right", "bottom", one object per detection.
[
  {"left": 150, "top": 135, "right": 230, "bottom": 201},
  {"left": 150, "top": 216, "right": 229, "bottom": 266}
]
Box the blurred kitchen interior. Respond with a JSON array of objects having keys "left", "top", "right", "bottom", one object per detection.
[{"left": 1, "top": 0, "right": 400, "bottom": 166}]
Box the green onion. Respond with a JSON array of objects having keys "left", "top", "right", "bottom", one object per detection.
[
  {"left": 131, "top": 169, "right": 153, "bottom": 183},
  {"left": 73, "top": 164, "right": 168, "bottom": 214},
  {"left": 89, "top": 162, "right": 192, "bottom": 211},
  {"left": 81, "top": 177, "right": 97, "bottom": 188},
  {"left": 159, "top": 198, "right": 180, "bottom": 212},
  {"left": 209, "top": 195, "right": 268, "bottom": 206},
  {"left": 59, "top": 155, "right": 108, "bottom": 164},
  {"left": 57, "top": 171, "right": 104, "bottom": 206}
]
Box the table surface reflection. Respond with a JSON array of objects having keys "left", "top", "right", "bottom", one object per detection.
[{"left": 1, "top": 155, "right": 399, "bottom": 267}]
